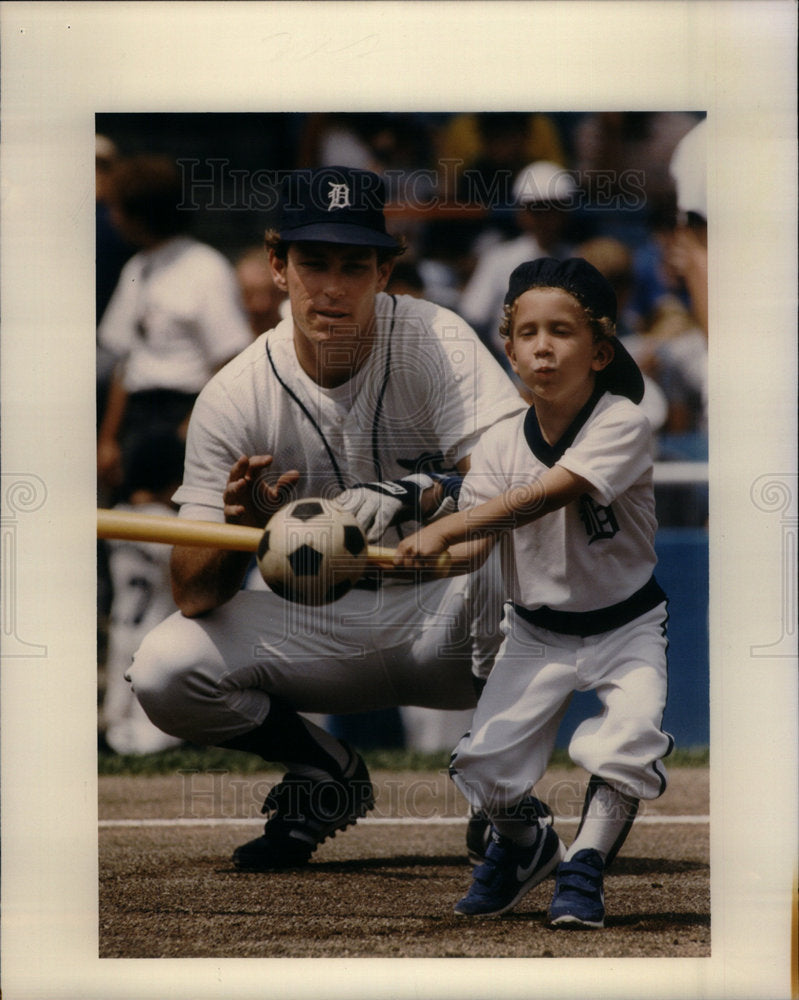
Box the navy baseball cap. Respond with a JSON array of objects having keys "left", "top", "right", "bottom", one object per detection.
[
  {"left": 277, "top": 166, "right": 400, "bottom": 249},
  {"left": 503, "top": 257, "right": 645, "bottom": 404}
]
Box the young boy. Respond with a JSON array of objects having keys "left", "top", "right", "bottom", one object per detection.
[{"left": 394, "top": 257, "right": 672, "bottom": 928}]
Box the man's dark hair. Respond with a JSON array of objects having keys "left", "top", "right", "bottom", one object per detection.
[{"left": 263, "top": 228, "right": 405, "bottom": 267}]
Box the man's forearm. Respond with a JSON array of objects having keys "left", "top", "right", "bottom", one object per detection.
[{"left": 170, "top": 545, "right": 253, "bottom": 617}]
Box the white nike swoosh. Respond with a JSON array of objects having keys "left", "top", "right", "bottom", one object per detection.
[{"left": 516, "top": 834, "right": 546, "bottom": 881}]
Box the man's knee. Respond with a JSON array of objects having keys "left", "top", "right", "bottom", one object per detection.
[{"left": 127, "top": 618, "right": 215, "bottom": 736}]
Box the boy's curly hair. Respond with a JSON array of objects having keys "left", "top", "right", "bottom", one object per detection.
[{"left": 498, "top": 288, "right": 616, "bottom": 344}]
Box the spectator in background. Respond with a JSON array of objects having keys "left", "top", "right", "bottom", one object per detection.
[
  {"left": 666, "top": 118, "right": 708, "bottom": 337},
  {"left": 96, "top": 134, "right": 137, "bottom": 648},
  {"left": 296, "top": 113, "right": 385, "bottom": 172},
  {"left": 431, "top": 113, "right": 567, "bottom": 260},
  {"left": 96, "top": 135, "right": 136, "bottom": 427},
  {"left": 438, "top": 113, "right": 566, "bottom": 204},
  {"left": 571, "top": 112, "right": 702, "bottom": 247},
  {"left": 412, "top": 219, "right": 480, "bottom": 311},
  {"left": 96, "top": 135, "right": 136, "bottom": 326},
  {"left": 575, "top": 236, "right": 668, "bottom": 437},
  {"left": 459, "top": 161, "right": 578, "bottom": 364},
  {"left": 100, "top": 433, "right": 186, "bottom": 756},
  {"left": 296, "top": 112, "right": 436, "bottom": 205},
  {"left": 97, "top": 154, "right": 253, "bottom": 498},
  {"left": 648, "top": 118, "right": 708, "bottom": 445},
  {"left": 235, "top": 245, "right": 287, "bottom": 337}
]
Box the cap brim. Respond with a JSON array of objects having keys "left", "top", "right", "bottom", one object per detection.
[
  {"left": 599, "top": 337, "right": 645, "bottom": 404},
  {"left": 278, "top": 222, "right": 400, "bottom": 249}
]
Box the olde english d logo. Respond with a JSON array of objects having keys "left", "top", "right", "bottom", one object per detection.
[
  {"left": 579, "top": 494, "right": 619, "bottom": 543},
  {"left": 327, "top": 182, "right": 351, "bottom": 210}
]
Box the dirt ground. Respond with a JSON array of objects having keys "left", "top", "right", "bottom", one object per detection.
[{"left": 99, "top": 765, "right": 709, "bottom": 959}]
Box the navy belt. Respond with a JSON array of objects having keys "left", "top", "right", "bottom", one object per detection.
[{"left": 512, "top": 576, "right": 667, "bottom": 637}]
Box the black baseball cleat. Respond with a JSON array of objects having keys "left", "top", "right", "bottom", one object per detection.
[{"left": 232, "top": 750, "right": 374, "bottom": 870}]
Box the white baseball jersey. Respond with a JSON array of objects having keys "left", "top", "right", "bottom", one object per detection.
[
  {"left": 462, "top": 387, "right": 658, "bottom": 614},
  {"left": 98, "top": 235, "right": 253, "bottom": 394},
  {"left": 174, "top": 291, "right": 527, "bottom": 543}
]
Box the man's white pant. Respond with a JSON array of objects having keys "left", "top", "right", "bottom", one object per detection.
[
  {"left": 450, "top": 601, "right": 672, "bottom": 809},
  {"left": 128, "top": 574, "right": 497, "bottom": 746}
]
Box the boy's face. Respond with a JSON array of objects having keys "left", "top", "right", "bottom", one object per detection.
[
  {"left": 505, "top": 287, "right": 613, "bottom": 408},
  {"left": 270, "top": 242, "right": 393, "bottom": 353}
]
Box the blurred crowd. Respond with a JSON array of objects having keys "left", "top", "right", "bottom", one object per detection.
[{"left": 95, "top": 111, "right": 708, "bottom": 755}]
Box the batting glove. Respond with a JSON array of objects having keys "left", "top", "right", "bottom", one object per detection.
[
  {"left": 427, "top": 474, "right": 463, "bottom": 523},
  {"left": 336, "top": 474, "right": 433, "bottom": 542}
]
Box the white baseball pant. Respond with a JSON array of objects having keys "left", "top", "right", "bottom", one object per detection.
[
  {"left": 450, "top": 601, "right": 672, "bottom": 808},
  {"left": 128, "top": 573, "right": 497, "bottom": 746}
]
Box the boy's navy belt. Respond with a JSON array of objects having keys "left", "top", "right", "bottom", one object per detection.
[{"left": 512, "top": 576, "right": 667, "bottom": 637}]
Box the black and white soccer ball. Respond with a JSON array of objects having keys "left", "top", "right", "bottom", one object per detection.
[{"left": 257, "top": 498, "right": 368, "bottom": 605}]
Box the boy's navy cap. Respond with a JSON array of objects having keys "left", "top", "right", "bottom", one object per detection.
[
  {"left": 504, "top": 256, "right": 645, "bottom": 404},
  {"left": 277, "top": 166, "right": 400, "bottom": 249},
  {"left": 504, "top": 257, "right": 618, "bottom": 320}
]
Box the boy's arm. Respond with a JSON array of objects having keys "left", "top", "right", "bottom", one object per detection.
[{"left": 394, "top": 464, "right": 592, "bottom": 573}]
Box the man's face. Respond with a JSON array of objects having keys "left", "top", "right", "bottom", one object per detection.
[{"left": 270, "top": 242, "right": 392, "bottom": 352}]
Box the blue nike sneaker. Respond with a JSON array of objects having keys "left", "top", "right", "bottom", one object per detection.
[
  {"left": 465, "top": 797, "right": 556, "bottom": 866},
  {"left": 454, "top": 825, "right": 565, "bottom": 917},
  {"left": 548, "top": 848, "right": 606, "bottom": 928}
]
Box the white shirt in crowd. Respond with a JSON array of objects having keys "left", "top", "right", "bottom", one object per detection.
[{"left": 98, "top": 235, "right": 253, "bottom": 395}]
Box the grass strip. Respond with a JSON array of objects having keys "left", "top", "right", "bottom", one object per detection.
[{"left": 98, "top": 744, "right": 709, "bottom": 776}]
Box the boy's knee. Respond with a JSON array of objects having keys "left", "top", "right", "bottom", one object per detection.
[
  {"left": 569, "top": 720, "right": 672, "bottom": 800},
  {"left": 450, "top": 752, "right": 528, "bottom": 812}
]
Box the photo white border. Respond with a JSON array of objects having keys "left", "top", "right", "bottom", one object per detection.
[{"left": 1, "top": 2, "right": 796, "bottom": 998}]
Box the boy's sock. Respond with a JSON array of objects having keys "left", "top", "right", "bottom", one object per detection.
[
  {"left": 565, "top": 776, "right": 639, "bottom": 865},
  {"left": 491, "top": 816, "right": 540, "bottom": 846},
  {"left": 489, "top": 795, "right": 552, "bottom": 847}
]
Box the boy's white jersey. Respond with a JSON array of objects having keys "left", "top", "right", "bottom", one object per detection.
[
  {"left": 462, "top": 390, "right": 657, "bottom": 612},
  {"left": 174, "top": 292, "right": 527, "bottom": 543}
]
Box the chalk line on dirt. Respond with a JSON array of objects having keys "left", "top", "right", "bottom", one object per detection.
[{"left": 99, "top": 814, "right": 710, "bottom": 828}]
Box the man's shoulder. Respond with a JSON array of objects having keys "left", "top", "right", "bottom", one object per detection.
[
  {"left": 212, "top": 320, "right": 296, "bottom": 384},
  {"left": 385, "top": 290, "right": 437, "bottom": 317},
  {"left": 197, "top": 332, "right": 266, "bottom": 396},
  {"left": 386, "top": 291, "right": 474, "bottom": 335}
]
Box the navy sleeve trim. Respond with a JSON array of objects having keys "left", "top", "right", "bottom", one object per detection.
[{"left": 523, "top": 385, "right": 605, "bottom": 467}]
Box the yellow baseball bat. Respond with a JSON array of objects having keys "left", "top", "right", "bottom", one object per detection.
[{"left": 96, "top": 508, "right": 446, "bottom": 573}]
